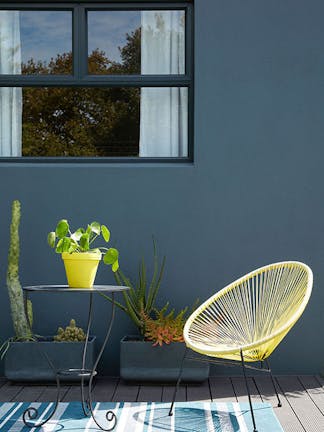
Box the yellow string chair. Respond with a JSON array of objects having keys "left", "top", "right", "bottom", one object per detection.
[{"left": 169, "top": 261, "right": 313, "bottom": 432}]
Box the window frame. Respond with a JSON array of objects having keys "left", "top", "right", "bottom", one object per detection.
[{"left": 0, "top": 0, "right": 194, "bottom": 164}]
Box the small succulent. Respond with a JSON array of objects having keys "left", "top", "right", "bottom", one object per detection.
[{"left": 54, "top": 319, "right": 86, "bottom": 342}]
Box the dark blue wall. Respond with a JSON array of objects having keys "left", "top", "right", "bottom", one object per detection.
[{"left": 1, "top": 0, "right": 324, "bottom": 375}]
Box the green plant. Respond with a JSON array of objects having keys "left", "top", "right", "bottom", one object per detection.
[
  {"left": 54, "top": 319, "right": 86, "bottom": 342},
  {"left": 1, "top": 200, "right": 34, "bottom": 359},
  {"left": 101, "top": 240, "right": 165, "bottom": 335},
  {"left": 103, "top": 240, "right": 198, "bottom": 345},
  {"left": 47, "top": 219, "right": 119, "bottom": 272},
  {"left": 144, "top": 304, "right": 187, "bottom": 346}
]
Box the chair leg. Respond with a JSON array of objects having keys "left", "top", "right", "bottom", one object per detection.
[
  {"left": 240, "top": 350, "right": 258, "bottom": 432},
  {"left": 169, "top": 346, "right": 188, "bottom": 416},
  {"left": 265, "top": 359, "right": 282, "bottom": 407}
]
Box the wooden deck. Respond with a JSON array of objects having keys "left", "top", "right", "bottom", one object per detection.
[{"left": 0, "top": 375, "right": 324, "bottom": 431}]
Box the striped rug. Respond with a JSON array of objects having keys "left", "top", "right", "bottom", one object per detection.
[{"left": 0, "top": 401, "right": 283, "bottom": 431}]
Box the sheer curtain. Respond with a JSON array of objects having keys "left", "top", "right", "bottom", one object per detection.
[
  {"left": 0, "top": 11, "right": 22, "bottom": 156},
  {"left": 140, "top": 11, "right": 187, "bottom": 157}
]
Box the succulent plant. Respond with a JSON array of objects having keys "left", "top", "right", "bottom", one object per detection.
[
  {"left": 54, "top": 319, "right": 86, "bottom": 342},
  {"left": 144, "top": 303, "right": 188, "bottom": 346}
]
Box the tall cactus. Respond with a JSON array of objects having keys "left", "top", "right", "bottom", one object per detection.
[{"left": 6, "top": 200, "right": 32, "bottom": 340}]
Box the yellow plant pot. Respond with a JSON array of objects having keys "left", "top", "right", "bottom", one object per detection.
[{"left": 62, "top": 252, "right": 101, "bottom": 288}]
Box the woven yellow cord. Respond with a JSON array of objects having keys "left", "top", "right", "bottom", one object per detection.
[{"left": 184, "top": 261, "right": 313, "bottom": 362}]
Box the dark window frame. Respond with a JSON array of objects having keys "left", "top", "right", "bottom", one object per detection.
[{"left": 0, "top": 0, "right": 194, "bottom": 164}]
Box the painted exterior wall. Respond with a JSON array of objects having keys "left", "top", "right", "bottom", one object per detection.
[{"left": 0, "top": 0, "right": 323, "bottom": 375}]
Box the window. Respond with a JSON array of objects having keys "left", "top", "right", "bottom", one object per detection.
[{"left": 0, "top": 1, "right": 193, "bottom": 161}]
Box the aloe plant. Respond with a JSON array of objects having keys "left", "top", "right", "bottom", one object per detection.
[{"left": 101, "top": 240, "right": 165, "bottom": 335}]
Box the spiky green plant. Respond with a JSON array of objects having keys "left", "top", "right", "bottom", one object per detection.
[{"left": 101, "top": 240, "right": 165, "bottom": 335}]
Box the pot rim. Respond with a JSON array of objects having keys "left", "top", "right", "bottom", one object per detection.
[{"left": 61, "top": 251, "right": 102, "bottom": 261}]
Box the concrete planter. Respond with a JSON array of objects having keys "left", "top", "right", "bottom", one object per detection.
[
  {"left": 120, "top": 336, "right": 209, "bottom": 383},
  {"left": 4, "top": 336, "right": 96, "bottom": 382}
]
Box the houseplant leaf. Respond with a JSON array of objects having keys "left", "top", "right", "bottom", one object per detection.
[
  {"left": 79, "top": 233, "right": 90, "bottom": 251},
  {"left": 55, "top": 219, "right": 69, "bottom": 238},
  {"left": 89, "top": 221, "right": 101, "bottom": 235},
  {"left": 56, "top": 237, "right": 71, "bottom": 253},
  {"left": 101, "top": 225, "right": 110, "bottom": 242},
  {"left": 47, "top": 231, "right": 56, "bottom": 248},
  {"left": 103, "top": 248, "right": 119, "bottom": 265},
  {"left": 71, "top": 228, "right": 84, "bottom": 241}
]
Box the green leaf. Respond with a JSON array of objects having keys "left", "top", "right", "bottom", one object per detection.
[
  {"left": 71, "top": 228, "right": 84, "bottom": 241},
  {"left": 112, "top": 260, "right": 119, "bottom": 272},
  {"left": 47, "top": 231, "right": 56, "bottom": 248},
  {"left": 68, "top": 240, "right": 79, "bottom": 253},
  {"left": 79, "top": 233, "right": 90, "bottom": 251},
  {"left": 101, "top": 225, "right": 110, "bottom": 242},
  {"left": 56, "top": 237, "right": 71, "bottom": 253},
  {"left": 55, "top": 219, "right": 69, "bottom": 238},
  {"left": 89, "top": 221, "right": 101, "bottom": 235},
  {"left": 103, "top": 248, "right": 119, "bottom": 265}
]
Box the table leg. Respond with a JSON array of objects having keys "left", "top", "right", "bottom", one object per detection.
[
  {"left": 22, "top": 291, "right": 61, "bottom": 428},
  {"left": 87, "top": 293, "right": 117, "bottom": 431},
  {"left": 80, "top": 292, "right": 94, "bottom": 416}
]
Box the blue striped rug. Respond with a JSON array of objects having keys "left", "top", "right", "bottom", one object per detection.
[{"left": 0, "top": 401, "right": 283, "bottom": 431}]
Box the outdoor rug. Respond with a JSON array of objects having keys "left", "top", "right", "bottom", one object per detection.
[{"left": 0, "top": 401, "right": 283, "bottom": 431}]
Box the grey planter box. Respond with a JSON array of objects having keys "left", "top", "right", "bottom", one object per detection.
[
  {"left": 120, "top": 336, "right": 209, "bottom": 383},
  {"left": 4, "top": 336, "right": 96, "bottom": 382}
]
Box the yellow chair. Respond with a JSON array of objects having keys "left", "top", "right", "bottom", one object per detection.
[{"left": 169, "top": 261, "right": 313, "bottom": 432}]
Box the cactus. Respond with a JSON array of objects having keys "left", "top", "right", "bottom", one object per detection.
[
  {"left": 54, "top": 319, "right": 86, "bottom": 342},
  {"left": 6, "top": 200, "right": 32, "bottom": 340}
]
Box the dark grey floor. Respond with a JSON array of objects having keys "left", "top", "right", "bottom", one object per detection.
[{"left": 1, "top": 375, "right": 324, "bottom": 431}]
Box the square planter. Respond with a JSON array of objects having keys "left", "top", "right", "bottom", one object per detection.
[
  {"left": 4, "top": 336, "right": 96, "bottom": 382},
  {"left": 120, "top": 336, "right": 209, "bottom": 383}
]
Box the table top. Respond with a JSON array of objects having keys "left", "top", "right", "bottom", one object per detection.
[{"left": 23, "top": 285, "right": 129, "bottom": 293}]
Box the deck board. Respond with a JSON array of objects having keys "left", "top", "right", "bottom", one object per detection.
[
  {"left": 209, "top": 376, "right": 236, "bottom": 402},
  {"left": 0, "top": 382, "right": 23, "bottom": 402},
  {"left": 137, "top": 384, "right": 163, "bottom": 402},
  {"left": 36, "top": 384, "right": 70, "bottom": 402},
  {"left": 111, "top": 380, "right": 139, "bottom": 402},
  {"left": 92, "top": 377, "right": 118, "bottom": 401},
  {"left": 186, "top": 380, "right": 211, "bottom": 402},
  {"left": 299, "top": 375, "right": 324, "bottom": 415},
  {"left": 255, "top": 375, "right": 304, "bottom": 432},
  {"left": 161, "top": 384, "right": 186, "bottom": 402},
  {"left": 11, "top": 385, "right": 45, "bottom": 402},
  {"left": 0, "top": 375, "right": 323, "bottom": 432},
  {"left": 231, "top": 376, "right": 262, "bottom": 403},
  {"left": 277, "top": 375, "right": 324, "bottom": 432}
]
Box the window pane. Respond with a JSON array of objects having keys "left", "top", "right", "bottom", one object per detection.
[
  {"left": 0, "top": 11, "right": 72, "bottom": 75},
  {"left": 88, "top": 10, "right": 185, "bottom": 75},
  {"left": 0, "top": 87, "right": 188, "bottom": 157}
]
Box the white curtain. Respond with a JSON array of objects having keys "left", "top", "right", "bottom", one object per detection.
[
  {"left": 140, "top": 11, "right": 187, "bottom": 157},
  {"left": 0, "top": 11, "right": 22, "bottom": 156}
]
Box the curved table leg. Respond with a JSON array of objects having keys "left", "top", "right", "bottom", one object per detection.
[
  {"left": 22, "top": 291, "right": 61, "bottom": 428},
  {"left": 80, "top": 292, "right": 94, "bottom": 417},
  {"left": 23, "top": 373, "right": 61, "bottom": 427},
  {"left": 87, "top": 293, "right": 117, "bottom": 431}
]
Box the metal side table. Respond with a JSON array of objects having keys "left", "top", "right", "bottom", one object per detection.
[{"left": 22, "top": 285, "right": 129, "bottom": 431}]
